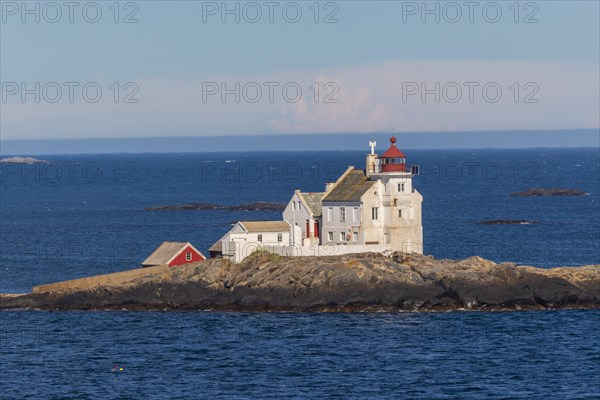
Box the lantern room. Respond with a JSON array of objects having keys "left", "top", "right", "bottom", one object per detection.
[{"left": 379, "top": 136, "right": 406, "bottom": 172}]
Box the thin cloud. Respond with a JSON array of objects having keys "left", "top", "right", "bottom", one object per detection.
[{"left": 1, "top": 60, "right": 598, "bottom": 139}]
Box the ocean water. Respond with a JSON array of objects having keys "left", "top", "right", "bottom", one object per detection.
[
  {"left": 1, "top": 148, "right": 599, "bottom": 398},
  {"left": 1, "top": 310, "right": 599, "bottom": 399}
]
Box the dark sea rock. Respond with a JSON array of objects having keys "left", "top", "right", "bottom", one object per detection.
[
  {"left": 511, "top": 188, "right": 589, "bottom": 197},
  {"left": 145, "top": 202, "right": 286, "bottom": 211},
  {"left": 145, "top": 203, "right": 221, "bottom": 211},
  {"left": 2, "top": 253, "right": 599, "bottom": 312},
  {"left": 477, "top": 220, "right": 539, "bottom": 225},
  {"left": 227, "top": 202, "right": 286, "bottom": 211}
]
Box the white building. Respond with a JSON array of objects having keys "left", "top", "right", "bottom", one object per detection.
[
  {"left": 282, "top": 190, "right": 324, "bottom": 247},
  {"left": 210, "top": 136, "right": 423, "bottom": 262},
  {"left": 209, "top": 221, "right": 291, "bottom": 261}
]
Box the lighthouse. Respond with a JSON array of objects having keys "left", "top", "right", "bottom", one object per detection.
[
  {"left": 366, "top": 135, "right": 419, "bottom": 176},
  {"left": 364, "top": 135, "right": 423, "bottom": 253}
]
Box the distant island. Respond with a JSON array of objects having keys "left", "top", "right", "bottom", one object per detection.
[
  {"left": 2, "top": 252, "right": 598, "bottom": 312},
  {"left": 145, "top": 202, "right": 286, "bottom": 211},
  {"left": 0, "top": 156, "right": 48, "bottom": 164},
  {"left": 511, "top": 188, "right": 589, "bottom": 197},
  {"left": 477, "top": 220, "right": 539, "bottom": 225}
]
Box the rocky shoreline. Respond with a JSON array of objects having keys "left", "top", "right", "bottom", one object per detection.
[{"left": 2, "top": 253, "right": 599, "bottom": 312}]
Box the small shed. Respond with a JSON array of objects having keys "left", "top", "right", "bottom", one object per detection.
[
  {"left": 208, "top": 240, "right": 223, "bottom": 259},
  {"left": 142, "top": 241, "right": 206, "bottom": 268}
]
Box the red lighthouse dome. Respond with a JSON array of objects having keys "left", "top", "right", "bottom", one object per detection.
[{"left": 379, "top": 136, "right": 407, "bottom": 172}]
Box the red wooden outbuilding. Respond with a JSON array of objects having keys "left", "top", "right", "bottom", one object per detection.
[{"left": 141, "top": 241, "right": 206, "bottom": 268}]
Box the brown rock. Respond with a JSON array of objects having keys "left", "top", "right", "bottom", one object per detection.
[{"left": 1, "top": 253, "right": 598, "bottom": 312}]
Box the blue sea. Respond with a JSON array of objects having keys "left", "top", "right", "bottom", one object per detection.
[{"left": 1, "top": 149, "right": 599, "bottom": 399}]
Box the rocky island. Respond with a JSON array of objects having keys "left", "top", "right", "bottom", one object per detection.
[
  {"left": 477, "top": 220, "right": 539, "bottom": 225},
  {"left": 511, "top": 188, "right": 589, "bottom": 196},
  {"left": 2, "top": 252, "right": 598, "bottom": 312},
  {"left": 145, "top": 202, "right": 286, "bottom": 211}
]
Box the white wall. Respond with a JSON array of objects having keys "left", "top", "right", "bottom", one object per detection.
[
  {"left": 360, "top": 173, "right": 423, "bottom": 253},
  {"left": 359, "top": 182, "right": 385, "bottom": 245},
  {"left": 321, "top": 203, "right": 364, "bottom": 244},
  {"left": 283, "top": 192, "right": 312, "bottom": 243},
  {"left": 229, "top": 231, "right": 289, "bottom": 244},
  {"left": 226, "top": 241, "right": 422, "bottom": 263},
  {"left": 220, "top": 226, "right": 291, "bottom": 259},
  {"left": 379, "top": 174, "right": 413, "bottom": 195}
]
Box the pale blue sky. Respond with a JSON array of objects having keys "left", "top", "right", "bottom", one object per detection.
[{"left": 1, "top": 1, "right": 599, "bottom": 140}]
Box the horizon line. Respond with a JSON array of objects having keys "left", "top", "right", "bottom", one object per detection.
[{"left": 2, "top": 146, "right": 599, "bottom": 158}]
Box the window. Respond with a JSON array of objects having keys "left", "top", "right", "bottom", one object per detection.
[
  {"left": 328, "top": 232, "right": 334, "bottom": 241},
  {"left": 328, "top": 207, "right": 333, "bottom": 221},
  {"left": 353, "top": 207, "right": 358, "bottom": 221},
  {"left": 383, "top": 184, "right": 387, "bottom": 194},
  {"left": 353, "top": 231, "right": 358, "bottom": 241},
  {"left": 340, "top": 232, "right": 346, "bottom": 241},
  {"left": 186, "top": 252, "right": 192, "bottom": 261},
  {"left": 372, "top": 207, "right": 378, "bottom": 220},
  {"left": 386, "top": 158, "right": 405, "bottom": 164},
  {"left": 340, "top": 207, "right": 346, "bottom": 222},
  {"left": 258, "top": 234, "right": 263, "bottom": 242},
  {"left": 277, "top": 233, "right": 283, "bottom": 242},
  {"left": 398, "top": 209, "right": 402, "bottom": 218},
  {"left": 398, "top": 183, "right": 405, "bottom": 192},
  {"left": 292, "top": 201, "right": 296, "bottom": 210}
]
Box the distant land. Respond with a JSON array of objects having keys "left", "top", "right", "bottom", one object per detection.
[{"left": 1, "top": 129, "right": 598, "bottom": 155}]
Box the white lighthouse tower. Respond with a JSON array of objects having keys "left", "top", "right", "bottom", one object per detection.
[{"left": 365, "top": 136, "right": 423, "bottom": 253}]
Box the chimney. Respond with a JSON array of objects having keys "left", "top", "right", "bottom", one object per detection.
[{"left": 366, "top": 140, "right": 378, "bottom": 177}]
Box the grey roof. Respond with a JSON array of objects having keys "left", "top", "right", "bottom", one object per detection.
[
  {"left": 208, "top": 241, "right": 222, "bottom": 252},
  {"left": 142, "top": 241, "right": 189, "bottom": 266},
  {"left": 239, "top": 221, "right": 290, "bottom": 232},
  {"left": 322, "top": 169, "right": 375, "bottom": 203},
  {"left": 298, "top": 192, "right": 325, "bottom": 217}
]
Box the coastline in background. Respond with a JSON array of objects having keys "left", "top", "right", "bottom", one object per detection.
[{"left": 1, "top": 129, "right": 598, "bottom": 155}]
